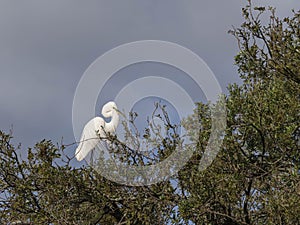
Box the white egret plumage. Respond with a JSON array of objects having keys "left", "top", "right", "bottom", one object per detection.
[{"left": 75, "top": 101, "right": 119, "bottom": 161}]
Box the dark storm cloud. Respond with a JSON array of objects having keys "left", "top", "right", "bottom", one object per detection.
[{"left": 0, "top": 0, "right": 298, "bottom": 151}]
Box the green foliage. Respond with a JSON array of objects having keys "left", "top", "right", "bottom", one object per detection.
[
  {"left": 0, "top": 131, "right": 176, "bottom": 224},
  {"left": 0, "top": 1, "right": 299, "bottom": 224},
  {"left": 178, "top": 3, "right": 299, "bottom": 224},
  {"left": 230, "top": 1, "right": 300, "bottom": 85}
]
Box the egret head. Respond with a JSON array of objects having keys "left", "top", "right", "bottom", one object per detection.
[{"left": 102, "top": 101, "right": 117, "bottom": 117}]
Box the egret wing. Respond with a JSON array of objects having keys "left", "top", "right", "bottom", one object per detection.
[{"left": 75, "top": 117, "right": 104, "bottom": 161}]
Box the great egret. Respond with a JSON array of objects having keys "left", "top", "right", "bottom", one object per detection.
[{"left": 75, "top": 101, "right": 119, "bottom": 161}]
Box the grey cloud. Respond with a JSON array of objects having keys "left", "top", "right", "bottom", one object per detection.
[{"left": 0, "top": 0, "right": 298, "bottom": 150}]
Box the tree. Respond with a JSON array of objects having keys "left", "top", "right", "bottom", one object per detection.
[
  {"left": 0, "top": 130, "right": 179, "bottom": 224},
  {"left": 179, "top": 2, "right": 300, "bottom": 224},
  {"left": 0, "top": 1, "right": 299, "bottom": 224}
]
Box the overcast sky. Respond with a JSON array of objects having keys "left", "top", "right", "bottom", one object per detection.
[{"left": 0, "top": 0, "right": 299, "bottom": 159}]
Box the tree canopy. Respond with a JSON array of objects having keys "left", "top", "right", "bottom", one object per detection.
[{"left": 1, "top": 2, "right": 299, "bottom": 225}]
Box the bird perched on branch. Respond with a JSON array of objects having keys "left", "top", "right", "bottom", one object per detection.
[{"left": 75, "top": 101, "right": 119, "bottom": 161}]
